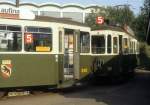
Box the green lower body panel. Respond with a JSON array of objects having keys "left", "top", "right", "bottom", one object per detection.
[
  {"left": 80, "top": 54, "right": 137, "bottom": 78},
  {"left": 0, "top": 54, "right": 58, "bottom": 88}
]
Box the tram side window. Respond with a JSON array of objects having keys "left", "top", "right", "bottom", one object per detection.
[
  {"left": 24, "top": 27, "right": 52, "bottom": 52},
  {"left": 107, "top": 35, "right": 111, "bottom": 53},
  {"left": 113, "top": 37, "right": 118, "bottom": 53},
  {"left": 133, "top": 42, "right": 135, "bottom": 53},
  {"left": 123, "top": 38, "right": 128, "bottom": 53},
  {"left": 92, "top": 35, "right": 105, "bottom": 54},
  {"left": 137, "top": 43, "right": 139, "bottom": 53},
  {"left": 129, "top": 41, "right": 132, "bottom": 53},
  {"left": 80, "top": 32, "right": 90, "bottom": 53},
  {"left": 0, "top": 25, "right": 22, "bottom": 52},
  {"left": 59, "top": 31, "right": 63, "bottom": 53}
]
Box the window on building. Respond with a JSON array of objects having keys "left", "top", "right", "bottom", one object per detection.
[
  {"left": 0, "top": 25, "right": 22, "bottom": 52},
  {"left": 40, "top": 11, "right": 61, "bottom": 18},
  {"left": 107, "top": 35, "right": 111, "bottom": 53},
  {"left": 24, "top": 26, "right": 52, "bottom": 52},
  {"left": 63, "top": 12, "right": 83, "bottom": 23},
  {"left": 80, "top": 32, "right": 90, "bottom": 53},
  {"left": 92, "top": 35, "right": 105, "bottom": 54},
  {"left": 113, "top": 37, "right": 118, "bottom": 53},
  {"left": 32, "top": 11, "right": 38, "bottom": 16}
]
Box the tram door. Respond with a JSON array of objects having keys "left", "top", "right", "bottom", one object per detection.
[{"left": 63, "top": 29, "right": 80, "bottom": 80}]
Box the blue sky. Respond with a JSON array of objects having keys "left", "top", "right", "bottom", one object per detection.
[{"left": 8, "top": 0, "right": 144, "bottom": 14}]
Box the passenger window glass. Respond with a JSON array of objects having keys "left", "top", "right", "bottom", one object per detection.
[
  {"left": 59, "top": 31, "right": 62, "bottom": 52},
  {"left": 113, "top": 37, "right": 118, "bottom": 53},
  {"left": 123, "top": 38, "right": 128, "bottom": 53},
  {"left": 92, "top": 35, "right": 105, "bottom": 54},
  {"left": 80, "top": 32, "right": 90, "bottom": 53},
  {"left": 0, "top": 25, "right": 22, "bottom": 52},
  {"left": 24, "top": 27, "right": 52, "bottom": 52},
  {"left": 133, "top": 42, "right": 135, "bottom": 53},
  {"left": 129, "top": 41, "right": 132, "bottom": 53},
  {"left": 107, "top": 35, "right": 111, "bottom": 53},
  {"left": 132, "top": 42, "right": 134, "bottom": 53}
]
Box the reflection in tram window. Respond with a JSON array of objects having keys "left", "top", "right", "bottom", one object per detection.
[
  {"left": 123, "top": 38, "right": 128, "bottom": 53},
  {"left": 80, "top": 32, "right": 90, "bottom": 53},
  {"left": 113, "top": 37, "right": 118, "bottom": 53},
  {"left": 24, "top": 27, "right": 52, "bottom": 52},
  {"left": 92, "top": 35, "right": 105, "bottom": 54},
  {"left": 0, "top": 25, "right": 22, "bottom": 51}
]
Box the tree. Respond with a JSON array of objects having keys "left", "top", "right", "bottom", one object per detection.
[
  {"left": 85, "top": 6, "right": 135, "bottom": 30},
  {"left": 132, "top": 14, "right": 147, "bottom": 41},
  {"left": 106, "top": 6, "right": 135, "bottom": 26},
  {"left": 85, "top": 7, "right": 107, "bottom": 30},
  {"left": 132, "top": 0, "right": 150, "bottom": 41}
]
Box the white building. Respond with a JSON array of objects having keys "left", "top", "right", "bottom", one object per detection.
[{"left": 0, "top": 1, "right": 105, "bottom": 23}]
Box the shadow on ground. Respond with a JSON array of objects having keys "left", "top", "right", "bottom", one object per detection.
[{"left": 58, "top": 71, "right": 150, "bottom": 105}]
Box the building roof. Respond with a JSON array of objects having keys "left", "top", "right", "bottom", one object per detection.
[{"left": 0, "top": 1, "right": 102, "bottom": 9}]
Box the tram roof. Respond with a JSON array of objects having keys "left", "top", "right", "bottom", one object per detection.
[
  {"left": 34, "top": 16, "right": 88, "bottom": 27},
  {"left": 92, "top": 25, "right": 124, "bottom": 32},
  {"left": 92, "top": 25, "right": 135, "bottom": 37}
]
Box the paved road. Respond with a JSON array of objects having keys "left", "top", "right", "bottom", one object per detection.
[{"left": 0, "top": 70, "right": 150, "bottom": 105}]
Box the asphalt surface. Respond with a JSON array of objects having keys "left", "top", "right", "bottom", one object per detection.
[{"left": 0, "top": 70, "right": 150, "bottom": 105}]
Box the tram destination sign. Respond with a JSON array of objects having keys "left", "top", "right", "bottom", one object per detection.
[{"left": 96, "top": 16, "right": 104, "bottom": 24}]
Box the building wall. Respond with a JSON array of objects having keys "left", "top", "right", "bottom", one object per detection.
[{"left": 0, "top": 1, "right": 104, "bottom": 23}]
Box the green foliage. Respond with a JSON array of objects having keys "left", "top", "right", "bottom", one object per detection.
[
  {"left": 132, "top": 14, "right": 147, "bottom": 41},
  {"left": 132, "top": 0, "right": 150, "bottom": 41},
  {"left": 106, "top": 6, "right": 135, "bottom": 26},
  {"left": 85, "top": 8, "right": 107, "bottom": 30},
  {"left": 85, "top": 6, "right": 135, "bottom": 30}
]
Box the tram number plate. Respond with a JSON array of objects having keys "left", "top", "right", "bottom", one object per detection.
[{"left": 25, "top": 33, "right": 33, "bottom": 44}]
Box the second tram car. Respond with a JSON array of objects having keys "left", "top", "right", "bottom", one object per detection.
[{"left": 89, "top": 26, "right": 139, "bottom": 80}]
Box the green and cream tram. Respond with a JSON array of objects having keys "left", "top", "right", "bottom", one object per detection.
[
  {"left": 0, "top": 16, "right": 139, "bottom": 94},
  {"left": 0, "top": 16, "right": 91, "bottom": 90},
  {"left": 89, "top": 26, "right": 139, "bottom": 80}
]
